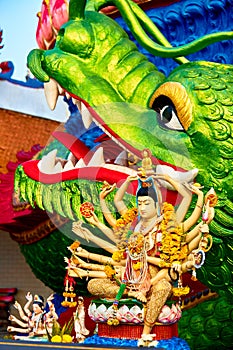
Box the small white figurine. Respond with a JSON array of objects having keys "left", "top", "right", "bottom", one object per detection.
[{"left": 73, "top": 296, "right": 90, "bottom": 342}]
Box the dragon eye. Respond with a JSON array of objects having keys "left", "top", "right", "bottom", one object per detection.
[
  {"left": 152, "top": 95, "right": 184, "bottom": 131},
  {"left": 158, "top": 105, "right": 184, "bottom": 131}
]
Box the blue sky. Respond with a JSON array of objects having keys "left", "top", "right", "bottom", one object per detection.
[{"left": 0, "top": 0, "right": 42, "bottom": 81}]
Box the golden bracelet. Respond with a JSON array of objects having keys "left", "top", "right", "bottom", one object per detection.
[{"left": 159, "top": 261, "right": 170, "bottom": 268}]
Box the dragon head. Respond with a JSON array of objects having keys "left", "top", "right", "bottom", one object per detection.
[{"left": 23, "top": 0, "right": 233, "bottom": 196}]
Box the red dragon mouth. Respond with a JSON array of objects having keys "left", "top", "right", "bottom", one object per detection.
[{"left": 22, "top": 85, "right": 197, "bottom": 201}]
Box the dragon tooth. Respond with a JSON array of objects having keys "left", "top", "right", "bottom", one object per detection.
[
  {"left": 156, "top": 165, "right": 199, "bottom": 190},
  {"left": 178, "top": 168, "right": 198, "bottom": 183},
  {"left": 72, "top": 98, "right": 81, "bottom": 110},
  {"left": 38, "top": 149, "right": 58, "bottom": 174},
  {"left": 53, "top": 161, "right": 63, "bottom": 173},
  {"left": 57, "top": 84, "right": 65, "bottom": 95},
  {"left": 63, "top": 160, "right": 75, "bottom": 171},
  {"left": 65, "top": 91, "right": 71, "bottom": 100},
  {"left": 75, "top": 158, "right": 86, "bottom": 168},
  {"left": 67, "top": 152, "right": 77, "bottom": 165},
  {"left": 88, "top": 147, "right": 105, "bottom": 167},
  {"left": 44, "top": 79, "right": 59, "bottom": 110},
  {"left": 114, "top": 150, "right": 128, "bottom": 166},
  {"left": 76, "top": 100, "right": 81, "bottom": 110},
  {"left": 80, "top": 102, "right": 93, "bottom": 129},
  {"left": 46, "top": 149, "right": 58, "bottom": 163}
]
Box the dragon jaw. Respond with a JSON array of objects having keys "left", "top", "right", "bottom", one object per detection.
[{"left": 22, "top": 79, "right": 198, "bottom": 189}]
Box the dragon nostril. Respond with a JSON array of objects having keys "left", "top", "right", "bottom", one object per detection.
[
  {"left": 58, "top": 28, "right": 65, "bottom": 38},
  {"left": 69, "top": 0, "right": 86, "bottom": 20}
]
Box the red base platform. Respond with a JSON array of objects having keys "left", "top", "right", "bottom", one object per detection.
[{"left": 98, "top": 322, "right": 178, "bottom": 340}]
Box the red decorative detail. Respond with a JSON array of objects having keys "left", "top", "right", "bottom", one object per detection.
[
  {"left": 36, "top": 0, "right": 68, "bottom": 50},
  {"left": 80, "top": 202, "right": 95, "bottom": 218},
  {"left": 52, "top": 131, "right": 93, "bottom": 162},
  {"left": 0, "top": 28, "right": 3, "bottom": 49},
  {"left": 0, "top": 145, "right": 43, "bottom": 227},
  {"left": 0, "top": 61, "right": 12, "bottom": 74},
  {"left": 0, "top": 61, "right": 14, "bottom": 80},
  {"left": 22, "top": 159, "right": 133, "bottom": 188}
]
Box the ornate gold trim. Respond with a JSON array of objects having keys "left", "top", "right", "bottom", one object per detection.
[{"left": 10, "top": 215, "right": 69, "bottom": 245}]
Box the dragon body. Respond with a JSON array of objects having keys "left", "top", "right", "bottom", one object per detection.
[{"left": 10, "top": 0, "right": 233, "bottom": 348}]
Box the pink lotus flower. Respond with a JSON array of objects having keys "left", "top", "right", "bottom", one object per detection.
[
  {"left": 36, "top": 0, "right": 68, "bottom": 50},
  {"left": 157, "top": 303, "right": 182, "bottom": 324}
]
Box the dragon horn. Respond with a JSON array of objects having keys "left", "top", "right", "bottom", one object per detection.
[
  {"left": 94, "top": 0, "right": 233, "bottom": 64},
  {"left": 69, "top": 0, "right": 86, "bottom": 20}
]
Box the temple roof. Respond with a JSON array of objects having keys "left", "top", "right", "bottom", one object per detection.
[{"left": 0, "top": 108, "right": 59, "bottom": 174}]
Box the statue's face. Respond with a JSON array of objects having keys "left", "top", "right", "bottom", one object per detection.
[
  {"left": 137, "top": 196, "right": 157, "bottom": 220},
  {"left": 32, "top": 304, "right": 42, "bottom": 315}
]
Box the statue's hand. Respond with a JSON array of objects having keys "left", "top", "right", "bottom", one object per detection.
[
  {"left": 25, "top": 292, "right": 33, "bottom": 302},
  {"left": 182, "top": 254, "right": 195, "bottom": 271},
  {"left": 48, "top": 303, "right": 55, "bottom": 312},
  {"left": 171, "top": 262, "right": 182, "bottom": 274},
  {"left": 64, "top": 257, "right": 76, "bottom": 268},
  {"left": 8, "top": 315, "right": 16, "bottom": 322},
  {"left": 200, "top": 223, "right": 209, "bottom": 233},
  {"left": 47, "top": 294, "right": 54, "bottom": 303},
  {"left": 205, "top": 207, "right": 215, "bottom": 224},
  {"left": 76, "top": 247, "right": 89, "bottom": 259},
  {"left": 126, "top": 174, "right": 138, "bottom": 182},
  {"left": 85, "top": 212, "right": 100, "bottom": 226},
  {"left": 186, "top": 183, "right": 204, "bottom": 195},
  {"left": 114, "top": 266, "right": 124, "bottom": 278},
  {"left": 153, "top": 173, "right": 171, "bottom": 181},
  {"left": 169, "top": 262, "right": 182, "bottom": 280},
  {"left": 100, "top": 182, "right": 116, "bottom": 199},
  {"left": 14, "top": 301, "right": 20, "bottom": 310}
]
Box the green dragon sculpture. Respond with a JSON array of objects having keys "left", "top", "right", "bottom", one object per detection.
[{"left": 13, "top": 0, "right": 233, "bottom": 348}]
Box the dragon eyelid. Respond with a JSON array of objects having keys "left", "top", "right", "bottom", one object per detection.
[{"left": 150, "top": 82, "right": 192, "bottom": 131}]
